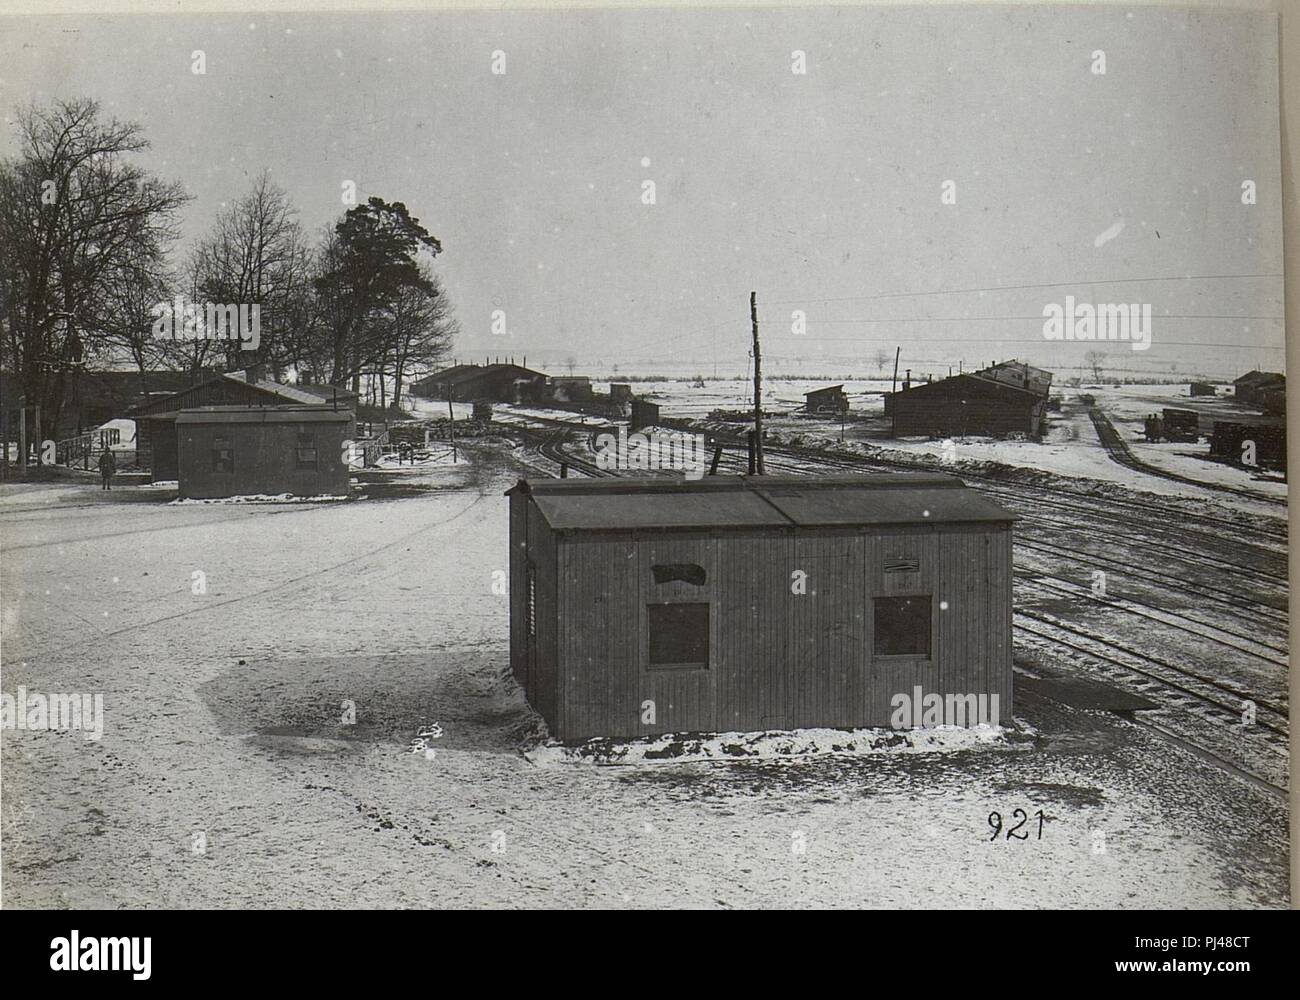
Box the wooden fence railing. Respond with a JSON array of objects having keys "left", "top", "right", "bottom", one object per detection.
[{"left": 56, "top": 428, "right": 121, "bottom": 469}]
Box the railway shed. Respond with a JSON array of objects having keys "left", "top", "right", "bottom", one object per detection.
[
  {"left": 886, "top": 369, "right": 1048, "bottom": 439},
  {"left": 175, "top": 406, "right": 352, "bottom": 499},
  {"left": 507, "top": 473, "right": 1015, "bottom": 741},
  {"left": 804, "top": 384, "right": 850, "bottom": 414}
]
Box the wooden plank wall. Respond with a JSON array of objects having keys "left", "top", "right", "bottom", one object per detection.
[
  {"left": 508, "top": 490, "right": 527, "bottom": 684},
  {"left": 548, "top": 521, "right": 1013, "bottom": 741},
  {"left": 893, "top": 396, "right": 1038, "bottom": 437},
  {"left": 526, "top": 502, "right": 560, "bottom": 732}
]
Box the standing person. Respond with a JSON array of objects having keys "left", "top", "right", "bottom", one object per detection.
[{"left": 98, "top": 448, "right": 116, "bottom": 490}]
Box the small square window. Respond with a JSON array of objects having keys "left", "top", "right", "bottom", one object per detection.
[
  {"left": 211, "top": 436, "right": 234, "bottom": 474},
  {"left": 296, "top": 431, "right": 317, "bottom": 469},
  {"left": 873, "top": 595, "right": 931, "bottom": 657},
  {"left": 647, "top": 603, "right": 709, "bottom": 669}
]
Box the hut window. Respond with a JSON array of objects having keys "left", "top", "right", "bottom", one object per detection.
[
  {"left": 296, "top": 431, "right": 318, "bottom": 469},
  {"left": 873, "top": 595, "right": 931, "bottom": 657},
  {"left": 211, "top": 436, "right": 234, "bottom": 474},
  {"left": 647, "top": 603, "right": 709, "bottom": 669},
  {"left": 651, "top": 563, "right": 706, "bottom": 586}
]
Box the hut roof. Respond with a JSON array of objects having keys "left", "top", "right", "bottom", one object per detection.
[{"left": 508, "top": 473, "right": 1015, "bottom": 532}]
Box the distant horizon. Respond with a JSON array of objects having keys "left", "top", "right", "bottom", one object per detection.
[{"left": 2, "top": 6, "right": 1285, "bottom": 374}]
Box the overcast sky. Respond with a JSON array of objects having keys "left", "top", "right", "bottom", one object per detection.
[{"left": 0, "top": 5, "right": 1285, "bottom": 374}]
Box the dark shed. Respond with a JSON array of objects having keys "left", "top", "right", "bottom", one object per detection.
[
  {"left": 630, "top": 398, "right": 660, "bottom": 431},
  {"left": 410, "top": 363, "right": 547, "bottom": 403},
  {"left": 888, "top": 373, "right": 1046, "bottom": 438},
  {"left": 130, "top": 369, "right": 354, "bottom": 481},
  {"left": 805, "top": 385, "right": 850, "bottom": 413},
  {"left": 507, "top": 473, "right": 1016, "bottom": 741},
  {"left": 175, "top": 406, "right": 352, "bottom": 499}
]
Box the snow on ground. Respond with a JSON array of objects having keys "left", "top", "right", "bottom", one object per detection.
[
  {"left": 0, "top": 439, "right": 1287, "bottom": 908},
  {"left": 526, "top": 724, "right": 1027, "bottom": 767},
  {"left": 616, "top": 378, "right": 1286, "bottom": 510},
  {"left": 171, "top": 493, "right": 352, "bottom": 505}
]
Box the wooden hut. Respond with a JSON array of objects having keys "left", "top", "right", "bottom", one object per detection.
[
  {"left": 175, "top": 406, "right": 352, "bottom": 499},
  {"left": 630, "top": 398, "right": 660, "bottom": 431},
  {"left": 507, "top": 473, "right": 1016, "bottom": 741},
  {"left": 888, "top": 373, "right": 1047, "bottom": 438},
  {"left": 804, "top": 385, "right": 850, "bottom": 414},
  {"left": 130, "top": 367, "right": 355, "bottom": 482}
]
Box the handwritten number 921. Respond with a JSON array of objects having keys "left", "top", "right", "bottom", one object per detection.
[{"left": 988, "top": 809, "right": 1044, "bottom": 841}]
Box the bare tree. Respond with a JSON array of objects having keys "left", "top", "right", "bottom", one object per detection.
[
  {"left": 383, "top": 267, "right": 458, "bottom": 410},
  {"left": 0, "top": 98, "right": 187, "bottom": 442},
  {"left": 1084, "top": 350, "right": 1106, "bottom": 383},
  {"left": 190, "top": 171, "right": 311, "bottom": 373}
]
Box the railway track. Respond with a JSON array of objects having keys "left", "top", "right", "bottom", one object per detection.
[
  {"left": 1014, "top": 571, "right": 1289, "bottom": 662},
  {"left": 709, "top": 432, "right": 1287, "bottom": 544},
  {"left": 534, "top": 429, "right": 615, "bottom": 478}
]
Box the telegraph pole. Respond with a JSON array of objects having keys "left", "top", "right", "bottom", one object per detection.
[{"left": 750, "top": 291, "right": 765, "bottom": 475}]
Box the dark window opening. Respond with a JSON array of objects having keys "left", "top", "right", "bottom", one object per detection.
[
  {"left": 211, "top": 436, "right": 234, "bottom": 474},
  {"left": 873, "top": 595, "right": 931, "bottom": 657},
  {"left": 296, "top": 430, "right": 318, "bottom": 469},
  {"left": 647, "top": 603, "right": 709, "bottom": 669},
  {"left": 651, "top": 563, "right": 706, "bottom": 586}
]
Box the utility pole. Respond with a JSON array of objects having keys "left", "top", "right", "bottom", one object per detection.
[
  {"left": 750, "top": 291, "right": 765, "bottom": 475},
  {"left": 891, "top": 347, "right": 901, "bottom": 394}
]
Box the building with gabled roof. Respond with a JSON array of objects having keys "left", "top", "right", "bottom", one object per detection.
[{"left": 129, "top": 366, "right": 355, "bottom": 481}]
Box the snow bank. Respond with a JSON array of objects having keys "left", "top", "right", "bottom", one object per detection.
[
  {"left": 525, "top": 723, "right": 1029, "bottom": 766},
  {"left": 170, "top": 493, "right": 350, "bottom": 505}
]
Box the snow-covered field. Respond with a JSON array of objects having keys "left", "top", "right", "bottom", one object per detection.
[
  {"left": 0, "top": 439, "right": 1287, "bottom": 908},
  {"left": 608, "top": 377, "right": 1287, "bottom": 508}
]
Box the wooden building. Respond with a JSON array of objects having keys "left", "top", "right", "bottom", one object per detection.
[
  {"left": 1233, "top": 370, "right": 1285, "bottom": 406},
  {"left": 1210, "top": 421, "right": 1286, "bottom": 472},
  {"left": 130, "top": 367, "right": 354, "bottom": 481},
  {"left": 175, "top": 406, "right": 352, "bottom": 499},
  {"left": 630, "top": 398, "right": 660, "bottom": 431},
  {"left": 804, "top": 385, "right": 850, "bottom": 414},
  {"left": 887, "top": 370, "right": 1047, "bottom": 438},
  {"left": 546, "top": 376, "right": 594, "bottom": 403},
  {"left": 1189, "top": 381, "right": 1217, "bottom": 397},
  {"left": 410, "top": 363, "right": 547, "bottom": 403},
  {"left": 975, "top": 360, "right": 1053, "bottom": 398},
  {"left": 507, "top": 473, "right": 1016, "bottom": 741}
]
